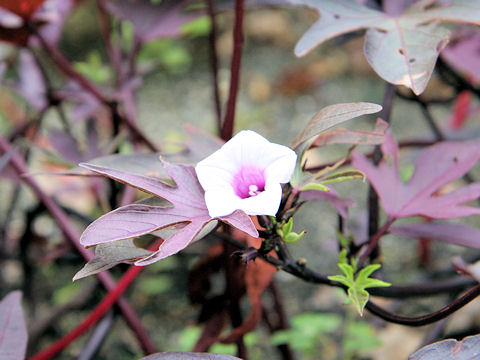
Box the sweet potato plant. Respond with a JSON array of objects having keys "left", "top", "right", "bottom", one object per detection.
[{"left": 1, "top": 0, "right": 480, "bottom": 359}]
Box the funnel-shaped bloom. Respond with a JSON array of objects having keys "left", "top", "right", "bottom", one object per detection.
[{"left": 195, "top": 130, "right": 297, "bottom": 218}]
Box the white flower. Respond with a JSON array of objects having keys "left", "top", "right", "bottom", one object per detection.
[{"left": 195, "top": 130, "right": 297, "bottom": 218}]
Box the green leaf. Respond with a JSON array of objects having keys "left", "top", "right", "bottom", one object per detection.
[
  {"left": 347, "top": 287, "right": 370, "bottom": 316},
  {"left": 300, "top": 182, "right": 330, "bottom": 192},
  {"left": 181, "top": 17, "right": 211, "bottom": 37},
  {"left": 318, "top": 170, "right": 365, "bottom": 186},
  {"left": 328, "top": 256, "right": 391, "bottom": 316}
]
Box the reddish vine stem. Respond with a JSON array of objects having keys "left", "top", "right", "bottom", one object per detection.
[
  {"left": 222, "top": 233, "right": 480, "bottom": 326},
  {"left": 205, "top": 0, "right": 222, "bottom": 133},
  {"left": 366, "top": 284, "right": 480, "bottom": 326},
  {"left": 0, "top": 136, "right": 156, "bottom": 354},
  {"left": 357, "top": 218, "right": 394, "bottom": 269},
  {"left": 29, "top": 263, "right": 147, "bottom": 360},
  {"left": 220, "top": 0, "right": 244, "bottom": 141}
]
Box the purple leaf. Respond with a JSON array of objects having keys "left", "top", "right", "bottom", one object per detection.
[
  {"left": 352, "top": 132, "right": 480, "bottom": 220},
  {"left": 409, "top": 333, "right": 480, "bottom": 360},
  {"left": 290, "top": 0, "right": 480, "bottom": 94},
  {"left": 0, "top": 291, "right": 27, "bottom": 360},
  {"left": 16, "top": 49, "right": 47, "bottom": 110},
  {"left": 80, "top": 161, "right": 258, "bottom": 266},
  {"left": 56, "top": 82, "right": 103, "bottom": 122},
  {"left": 49, "top": 130, "right": 83, "bottom": 164},
  {"left": 140, "top": 352, "right": 241, "bottom": 360},
  {"left": 390, "top": 222, "right": 480, "bottom": 248},
  {"left": 441, "top": 28, "right": 480, "bottom": 84},
  {"left": 105, "top": 0, "right": 202, "bottom": 43},
  {"left": 34, "top": 0, "right": 75, "bottom": 46}
]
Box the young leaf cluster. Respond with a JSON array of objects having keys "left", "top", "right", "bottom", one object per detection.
[{"left": 328, "top": 251, "right": 390, "bottom": 316}]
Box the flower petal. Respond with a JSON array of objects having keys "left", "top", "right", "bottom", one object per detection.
[
  {"left": 196, "top": 130, "right": 297, "bottom": 217},
  {"left": 236, "top": 183, "right": 283, "bottom": 216},
  {"left": 205, "top": 189, "right": 242, "bottom": 218}
]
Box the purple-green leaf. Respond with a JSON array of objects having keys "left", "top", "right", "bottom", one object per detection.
[
  {"left": 390, "top": 222, "right": 480, "bottom": 248},
  {"left": 352, "top": 132, "right": 480, "bottom": 220},
  {"left": 290, "top": 102, "right": 383, "bottom": 149},
  {"left": 409, "top": 333, "right": 480, "bottom": 359},
  {"left": 290, "top": 0, "right": 480, "bottom": 94},
  {"left": 0, "top": 291, "right": 27, "bottom": 360},
  {"left": 312, "top": 118, "right": 388, "bottom": 147},
  {"left": 73, "top": 239, "right": 153, "bottom": 281},
  {"left": 140, "top": 352, "right": 241, "bottom": 360}
]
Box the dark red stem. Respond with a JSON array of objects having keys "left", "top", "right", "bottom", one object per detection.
[
  {"left": 366, "top": 284, "right": 480, "bottom": 326},
  {"left": 29, "top": 264, "right": 146, "bottom": 360},
  {"left": 357, "top": 217, "right": 394, "bottom": 269},
  {"left": 206, "top": 0, "right": 222, "bottom": 133},
  {"left": 220, "top": 0, "right": 244, "bottom": 141},
  {"left": 0, "top": 136, "right": 156, "bottom": 354}
]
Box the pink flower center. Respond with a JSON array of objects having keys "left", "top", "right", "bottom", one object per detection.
[{"left": 232, "top": 166, "right": 266, "bottom": 199}]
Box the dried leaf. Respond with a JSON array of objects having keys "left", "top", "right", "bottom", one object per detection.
[{"left": 220, "top": 235, "right": 277, "bottom": 344}]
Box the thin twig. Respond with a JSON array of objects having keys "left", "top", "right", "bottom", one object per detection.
[
  {"left": 357, "top": 218, "right": 394, "bottom": 269},
  {"left": 221, "top": 0, "right": 244, "bottom": 141},
  {"left": 366, "top": 284, "right": 480, "bottom": 326}
]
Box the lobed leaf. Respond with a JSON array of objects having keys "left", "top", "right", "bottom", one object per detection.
[
  {"left": 352, "top": 133, "right": 480, "bottom": 221},
  {"left": 79, "top": 161, "right": 257, "bottom": 268},
  {"left": 290, "top": 0, "right": 480, "bottom": 94}
]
